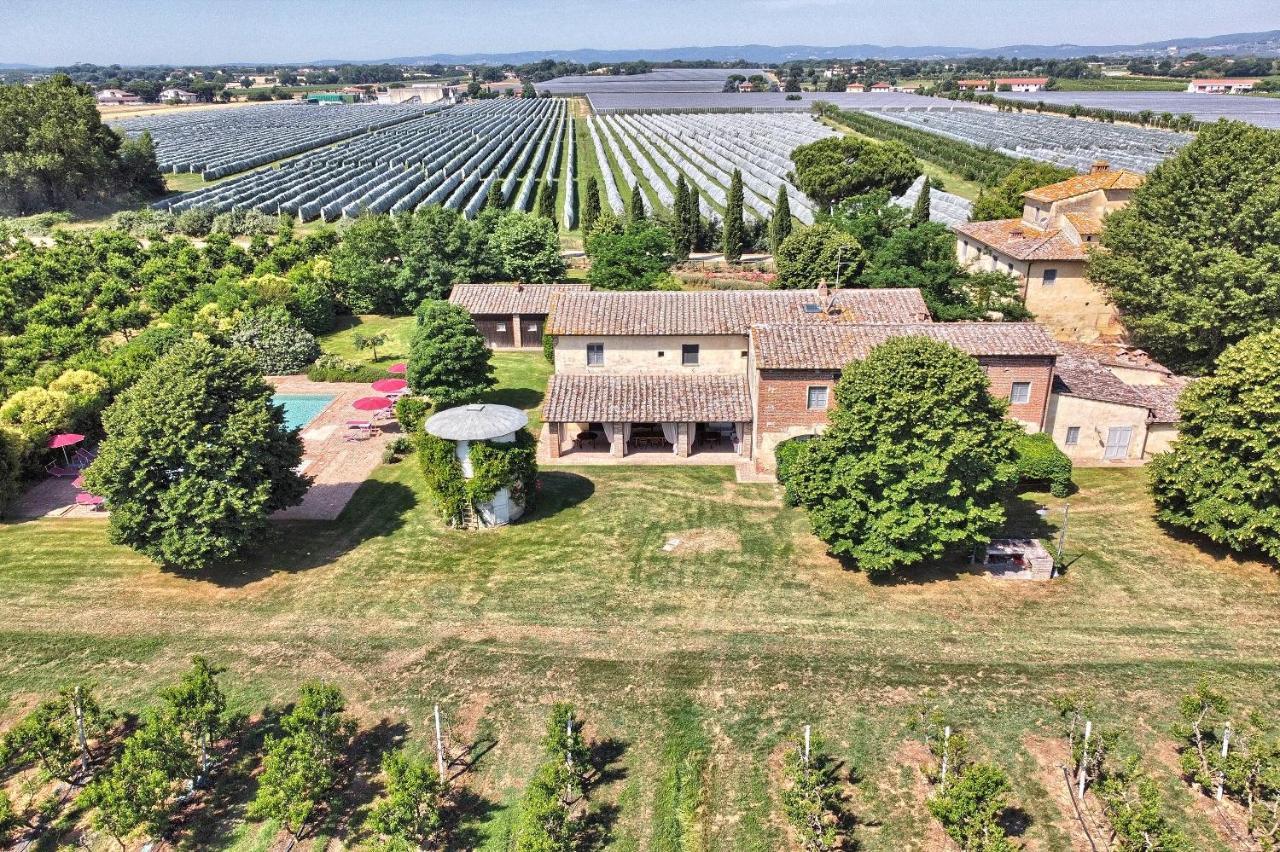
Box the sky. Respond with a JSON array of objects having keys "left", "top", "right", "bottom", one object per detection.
[{"left": 2, "top": 0, "right": 1276, "bottom": 66}]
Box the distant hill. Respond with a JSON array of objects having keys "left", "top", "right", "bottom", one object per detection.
[{"left": 372, "top": 30, "right": 1280, "bottom": 65}]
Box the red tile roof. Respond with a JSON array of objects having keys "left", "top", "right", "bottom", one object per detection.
[
  {"left": 953, "top": 218, "right": 1089, "bottom": 261},
  {"left": 751, "top": 322, "right": 1059, "bottom": 369},
  {"left": 1052, "top": 353, "right": 1189, "bottom": 421},
  {"left": 449, "top": 283, "right": 589, "bottom": 316},
  {"left": 1023, "top": 170, "right": 1144, "bottom": 203},
  {"left": 543, "top": 374, "right": 753, "bottom": 422},
  {"left": 546, "top": 289, "right": 932, "bottom": 336}
]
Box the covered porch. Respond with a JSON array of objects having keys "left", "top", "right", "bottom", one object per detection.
[{"left": 541, "top": 374, "right": 753, "bottom": 465}]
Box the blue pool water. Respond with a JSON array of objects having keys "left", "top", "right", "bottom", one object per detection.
[{"left": 274, "top": 394, "right": 337, "bottom": 431}]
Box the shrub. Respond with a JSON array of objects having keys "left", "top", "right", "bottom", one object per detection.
[
  {"left": 48, "top": 368, "right": 109, "bottom": 428},
  {"left": 382, "top": 436, "right": 414, "bottom": 464},
  {"left": 229, "top": 307, "right": 321, "bottom": 375},
  {"left": 542, "top": 332, "right": 555, "bottom": 364},
  {"left": 773, "top": 436, "right": 813, "bottom": 491},
  {"left": 407, "top": 301, "right": 494, "bottom": 407},
  {"left": 174, "top": 207, "right": 215, "bottom": 237},
  {"left": 291, "top": 277, "right": 337, "bottom": 335},
  {"left": 0, "top": 386, "right": 72, "bottom": 447},
  {"left": 393, "top": 396, "right": 430, "bottom": 435},
  {"left": 0, "top": 426, "right": 21, "bottom": 517},
  {"left": 305, "top": 354, "right": 387, "bottom": 384},
  {"left": 1014, "top": 432, "right": 1073, "bottom": 497}
]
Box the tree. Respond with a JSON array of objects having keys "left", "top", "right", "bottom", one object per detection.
[
  {"left": 770, "top": 183, "right": 793, "bottom": 254},
  {"left": 581, "top": 175, "right": 602, "bottom": 235},
  {"left": 83, "top": 341, "right": 307, "bottom": 569},
  {"left": 1088, "top": 121, "right": 1280, "bottom": 374},
  {"left": 969, "top": 160, "right": 1076, "bottom": 222},
  {"left": 1096, "top": 762, "right": 1194, "bottom": 852},
  {"left": 0, "top": 684, "right": 112, "bottom": 783},
  {"left": 790, "top": 135, "right": 919, "bottom": 208},
  {"left": 83, "top": 713, "right": 191, "bottom": 850},
  {"left": 536, "top": 179, "right": 558, "bottom": 228},
  {"left": 783, "top": 337, "right": 1021, "bottom": 575},
  {"left": 780, "top": 733, "right": 847, "bottom": 851},
  {"left": 229, "top": 306, "right": 321, "bottom": 375},
  {"left": 395, "top": 206, "right": 490, "bottom": 304},
  {"left": 773, "top": 224, "right": 864, "bottom": 290},
  {"left": 585, "top": 222, "right": 676, "bottom": 291},
  {"left": 491, "top": 211, "right": 565, "bottom": 283},
  {"left": 629, "top": 181, "right": 647, "bottom": 223},
  {"left": 910, "top": 180, "right": 932, "bottom": 225},
  {"left": 407, "top": 300, "right": 495, "bottom": 406},
  {"left": 117, "top": 131, "right": 167, "bottom": 198},
  {"left": 367, "top": 750, "right": 447, "bottom": 850},
  {"left": 723, "top": 169, "right": 745, "bottom": 262},
  {"left": 159, "top": 656, "right": 230, "bottom": 789},
  {"left": 352, "top": 330, "right": 389, "bottom": 362},
  {"left": 512, "top": 704, "right": 588, "bottom": 852},
  {"left": 248, "top": 682, "right": 355, "bottom": 842},
  {"left": 1150, "top": 330, "right": 1280, "bottom": 561},
  {"left": 927, "top": 763, "right": 1016, "bottom": 852},
  {"left": 329, "top": 214, "right": 402, "bottom": 314},
  {"left": 671, "top": 175, "right": 691, "bottom": 261}
]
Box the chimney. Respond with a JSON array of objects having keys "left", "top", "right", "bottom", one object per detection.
[
  {"left": 816, "top": 278, "right": 830, "bottom": 309},
  {"left": 1091, "top": 160, "right": 1110, "bottom": 174},
  {"left": 514, "top": 282, "right": 524, "bottom": 292}
]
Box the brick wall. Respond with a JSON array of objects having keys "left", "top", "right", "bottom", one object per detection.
[{"left": 977, "top": 356, "right": 1054, "bottom": 429}]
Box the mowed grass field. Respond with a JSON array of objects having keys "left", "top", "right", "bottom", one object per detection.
[{"left": 0, "top": 351, "right": 1277, "bottom": 850}]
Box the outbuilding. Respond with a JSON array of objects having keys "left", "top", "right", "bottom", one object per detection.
[{"left": 423, "top": 403, "right": 532, "bottom": 527}]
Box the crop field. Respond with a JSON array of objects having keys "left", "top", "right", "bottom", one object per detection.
[
  {"left": 112, "top": 102, "right": 440, "bottom": 178},
  {"left": 1000, "top": 90, "right": 1280, "bottom": 129},
  {"left": 872, "top": 107, "right": 1190, "bottom": 172},
  {"left": 586, "top": 90, "right": 927, "bottom": 112},
  {"left": 156, "top": 99, "right": 569, "bottom": 222},
  {"left": 535, "top": 67, "right": 766, "bottom": 95},
  {"left": 588, "top": 112, "right": 830, "bottom": 223}
]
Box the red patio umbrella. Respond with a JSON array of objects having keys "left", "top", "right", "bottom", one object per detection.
[
  {"left": 352, "top": 396, "right": 393, "bottom": 412},
  {"left": 387, "top": 362, "right": 407, "bottom": 374},
  {"left": 47, "top": 433, "right": 85, "bottom": 465},
  {"left": 371, "top": 378, "right": 408, "bottom": 393}
]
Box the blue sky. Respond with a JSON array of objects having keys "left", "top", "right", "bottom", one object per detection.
[{"left": 2, "top": 0, "right": 1275, "bottom": 65}]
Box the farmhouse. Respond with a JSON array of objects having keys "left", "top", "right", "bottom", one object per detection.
[
  {"left": 1186, "top": 78, "right": 1260, "bottom": 94},
  {"left": 869, "top": 82, "right": 892, "bottom": 92},
  {"left": 845, "top": 83, "right": 866, "bottom": 93},
  {"left": 952, "top": 161, "right": 1142, "bottom": 342},
  {"left": 957, "top": 77, "right": 1050, "bottom": 92},
  {"left": 159, "top": 88, "right": 198, "bottom": 103},
  {"left": 536, "top": 287, "right": 1061, "bottom": 471},
  {"left": 450, "top": 282, "right": 590, "bottom": 349},
  {"left": 95, "top": 88, "right": 141, "bottom": 105}
]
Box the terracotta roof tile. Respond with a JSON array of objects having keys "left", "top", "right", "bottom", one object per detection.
[
  {"left": 1023, "top": 169, "right": 1144, "bottom": 203},
  {"left": 1055, "top": 342, "right": 1172, "bottom": 376},
  {"left": 1064, "top": 212, "right": 1103, "bottom": 236},
  {"left": 1131, "top": 378, "right": 1192, "bottom": 423},
  {"left": 751, "top": 322, "right": 1059, "bottom": 369},
  {"left": 449, "top": 283, "right": 589, "bottom": 316},
  {"left": 954, "top": 218, "right": 1089, "bottom": 261},
  {"left": 543, "top": 374, "right": 753, "bottom": 422},
  {"left": 546, "top": 289, "right": 932, "bottom": 336},
  {"left": 1052, "top": 353, "right": 1152, "bottom": 409}
]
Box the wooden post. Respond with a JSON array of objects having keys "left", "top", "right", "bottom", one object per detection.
[
  {"left": 940, "top": 726, "right": 951, "bottom": 792},
  {"left": 803, "top": 725, "right": 811, "bottom": 767},
  {"left": 1076, "top": 720, "right": 1092, "bottom": 799},
  {"left": 434, "top": 704, "right": 446, "bottom": 783},
  {"left": 1216, "top": 723, "right": 1231, "bottom": 801},
  {"left": 74, "top": 685, "right": 90, "bottom": 773}
]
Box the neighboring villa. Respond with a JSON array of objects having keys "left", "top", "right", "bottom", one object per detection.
[
  {"left": 957, "top": 77, "right": 1050, "bottom": 92},
  {"left": 952, "top": 161, "right": 1143, "bottom": 342},
  {"left": 95, "top": 88, "right": 141, "bottom": 105},
  {"left": 536, "top": 286, "right": 1060, "bottom": 472},
  {"left": 449, "top": 282, "right": 589, "bottom": 349},
  {"left": 1186, "top": 78, "right": 1260, "bottom": 94}
]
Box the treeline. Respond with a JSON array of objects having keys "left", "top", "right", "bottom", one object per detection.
[
  {"left": 935, "top": 88, "right": 1203, "bottom": 131},
  {"left": 0, "top": 77, "right": 166, "bottom": 215}
]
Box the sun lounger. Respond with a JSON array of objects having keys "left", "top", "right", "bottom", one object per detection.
[
  {"left": 46, "top": 464, "right": 79, "bottom": 478},
  {"left": 75, "top": 493, "right": 105, "bottom": 510}
]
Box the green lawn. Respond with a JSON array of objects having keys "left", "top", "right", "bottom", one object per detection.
[{"left": 0, "top": 352, "right": 1276, "bottom": 850}]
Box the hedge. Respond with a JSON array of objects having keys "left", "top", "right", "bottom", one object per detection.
[{"left": 1014, "top": 432, "right": 1073, "bottom": 497}]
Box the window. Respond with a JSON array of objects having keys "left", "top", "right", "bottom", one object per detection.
[
  {"left": 496, "top": 322, "right": 507, "bottom": 332},
  {"left": 806, "top": 386, "right": 829, "bottom": 410},
  {"left": 657, "top": 350, "right": 665, "bottom": 358},
  {"left": 586, "top": 343, "right": 604, "bottom": 366},
  {"left": 801, "top": 302, "right": 822, "bottom": 314},
  {"left": 681, "top": 344, "right": 699, "bottom": 366},
  {"left": 527, "top": 323, "right": 538, "bottom": 332},
  {"left": 1042, "top": 268, "right": 1057, "bottom": 286},
  {"left": 1010, "top": 382, "right": 1031, "bottom": 404},
  {"left": 1065, "top": 426, "right": 1080, "bottom": 446}
]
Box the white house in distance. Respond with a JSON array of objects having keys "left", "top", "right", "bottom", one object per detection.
[
  {"left": 957, "top": 77, "right": 1050, "bottom": 92},
  {"left": 1185, "top": 78, "right": 1261, "bottom": 94},
  {"left": 159, "top": 88, "right": 198, "bottom": 103},
  {"left": 95, "top": 88, "right": 141, "bottom": 105}
]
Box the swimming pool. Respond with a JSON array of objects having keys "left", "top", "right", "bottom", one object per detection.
[{"left": 274, "top": 393, "right": 337, "bottom": 432}]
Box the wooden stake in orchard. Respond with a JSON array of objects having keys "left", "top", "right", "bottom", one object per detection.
[{"left": 434, "top": 704, "right": 447, "bottom": 783}]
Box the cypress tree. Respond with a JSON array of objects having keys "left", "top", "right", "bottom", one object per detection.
[
  {"left": 672, "top": 175, "right": 690, "bottom": 260},
  {"left": 911, "top": 180, "right": 932, "bottom": 225},
  {"left": 629, "top": 181, "right": 646, "bottom": 224},
  {"left": 769, "top": 183, "right": 792, "bottom": 254},
  {"left": 723, "top": 169, "right": 744, "bottom": 263},
  {"left": 582, "top": 174, "right": 601, "bottom": 234},
  {"left": 536, "top": 179, "right": 557, "bottom": 229}
]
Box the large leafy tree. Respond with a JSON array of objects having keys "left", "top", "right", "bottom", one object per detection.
[
  {"left": 395, "top": 206, "right": 488, "bottom": 305},
  {"left": 773, "top": 224, "right": 865, "bottom": 290},
  {"left": 585, "top": 221, "right": 677, "bottom": 291},
  {"left": 228, "top": 306, "right": 320, "bottom": 375},
  {"left": 1088, "top": 120, "right": 1280, "bottom": 374},
  {"left": 0, "top": 76, "right": 164, "bottom": 214},
  {"left": 83, "top": 340, "right": 308, "bottom": 569},
  {"left": 790, "top": 136, "right": 919, "bottom": 208},
  {"left": 407, "top": 300, "right": 495, "bottom": 406},
  {"left": 969, "top": 160, "right": 1077, "bottom": 222},
  {"left": 491, "top": 211, "right": 565, "bottom": 283},
  {"left": 783, "top": 337, "right": 1021, "bottom": 575},
  {"left": 329, "top": 214, "right": 402, "bottom": 314},
  {"left": 1150, "top": 329, "right": 1280, "bottom": 561}
]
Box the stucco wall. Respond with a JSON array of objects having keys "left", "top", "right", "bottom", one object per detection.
[
  {"left": 1044, "top": 393, "right": 1149, "bottom": 463},
  {"left": 1144, "top": 423, "right": 1179, "bottom": 457},
  {"left": 554, "top": 334, "right": 750, "bottom": 375}
]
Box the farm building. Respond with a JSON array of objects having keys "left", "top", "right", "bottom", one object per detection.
[
  {"left": 537, "top": 287, "right": 1064, "bottom": 473},
  {"left": 953, "top": 161, "right": 1142, "bottom": 342},
  {"left": 423, "top": 404, "right": 531, "bottom": 527},
  {"left": 1186, "top": 78, "right": 1261, "bottom": 93},
  {"left": 96, "top": 88, "right": 141, "bottom": 105},
  {"left": 449, "top": 283, "right": 590, "bottom": 349},
  {"left": 957, "top": 77, "right": 1050, "bottom": 92},
  {"left": 159, "top": 88, "right": 198, "bottom": 103},
  {"left": 845, "top": 83, "right": 865, "bottom": 92}
]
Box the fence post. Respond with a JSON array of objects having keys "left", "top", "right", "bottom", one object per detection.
[{"left": 434, "top": 704, "right": 446, "bottom": 783}]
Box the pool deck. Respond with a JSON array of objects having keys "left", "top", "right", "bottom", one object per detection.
[
  {"left": 268, "top": 376, "right": 400, "bottom": 522},
  {"left": 6, "top": 377, "right": 399, "bottom": 524}
]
